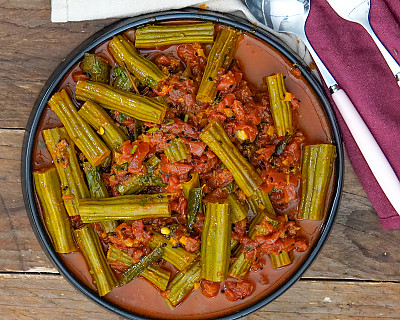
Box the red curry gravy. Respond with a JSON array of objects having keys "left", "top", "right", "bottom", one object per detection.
[{"left": 32, "top": 23, "right": 334, "bottom": 320}]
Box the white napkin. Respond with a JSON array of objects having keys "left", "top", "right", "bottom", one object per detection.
[
  {"left": 51, "top": 0, "right": 251, "bottom": 22},
  {"left": 50, "top": 0, "right": 313, "bottom": 71}
]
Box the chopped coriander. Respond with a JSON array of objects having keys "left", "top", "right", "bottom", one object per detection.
[
  {"left": 113, "top": 67, "right": 128, "bottom": 80},
  {"left": 114, "top": 162, "right": 129, "bottom": 171},
  {"left": 143, "top": 77, "right": 158, "bottom": 88},
  {"left": 147, "top": 127, "right": 159, "bottom": 134},
  {"left": 130, "top": 145, "right": 138, "bottom": 154},
  {"left": 164, "top": 118, "right": 175, "bottom": 126},
  {"left": 155, "top": 180, "right": 167, "bottom": 188},
  {"left": 92, "top": 59, "right": 101, "bottom": 73}
]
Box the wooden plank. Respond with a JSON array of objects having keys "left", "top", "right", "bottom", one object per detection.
[
  {"left": 1, "top": 274, "right": 399, "bottom": 319},
  {"left": 1, "top": 128, "right": 400, "bottom": 281},
  {"left": 0, "top": 0, "right": 117, "bottom": 129},
  {"left": 303, "top": 160, "right": 400, "bottom": 280},
  {"left": 0, "top": 273, "right": 125, "bottom": 320},
  {"left": 251, "top": 280, "right": 400, "bottom": 320},
  {"left": 0, "top": 129, "right": 52, "bottom": 272}
]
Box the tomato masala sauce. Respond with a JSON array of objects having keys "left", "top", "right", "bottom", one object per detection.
[{"left": 32, "top": 22, "right": 334, "bottom": 320}]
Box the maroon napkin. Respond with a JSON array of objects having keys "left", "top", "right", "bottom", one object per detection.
[{"left": 306, "top": 0, "right": 400, "bottom": 229}]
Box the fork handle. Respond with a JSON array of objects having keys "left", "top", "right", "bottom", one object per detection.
[
  {"left": 331, "top": 88, "right": 400, "bottom": 214},
  {"left": 361, "top": 22, "right": 400, "bottom": 87}
]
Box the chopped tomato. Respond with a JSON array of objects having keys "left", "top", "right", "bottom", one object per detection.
[
  {"left": 106, "top": 173, "right": 119, "bottom": 187},
  {"left": 215, "top": 169, "right": 233, "bottom": 186},
  {"left": 208, "top": 111, "right": 227, "bottom": 122},
  {"left": 201, "top": 280, "right": 220, "bottom": 298},
  {"left": 193, "top": 213, "right": 205, "bottom": 234},
  {"left": 127, "top": 141, "right": 150, "bottom": 174},
  {"left": 283, "top": 140, "right": 302, "bottom": 163},
  {"left": 283, "top": 184, "right": 297, "bottom": 203},
  {"left": 165, "top": 175, "right": 181, "bottom": 193},
  {"left": 121, "top": 117, "right": 136, "bottom": 135},
  {"left": 154, "top": 54, "right": 181, "bottom": 73},
  {"left": 232, "top": 100, "right": 246, "bottom": 121},
  {"left": 217, "top": 71, "right": 236, "bottom": 91},
  {"left": 184, "top": 92, "right": 195, "bottom": 107},
  {"left": 160, "top": 154, "right": 169, "bottom": 166},
  {"left": 217, "top": 93, "right": 235, "bottom": 109},
  {"left": 235, "top": 124, "right": 258, "bottom": 142},
  {"left": 231, "top": 219, "right": 247, "bottom": 241},
  {"left": 119, "top": 141, "right": 133, "bottom": 162},
  {"left": 131, "top": 249, "right": 144, "bottom": 264},
  {"left": 234, "top": 72, "right": 243, "bottom": 85},
  {"left": 245, "top": 102, "right": 265, "bottom": 125},
  {"left": 255, "top": 232, "right": 281, "bottom": 246},
  {"left": 72, "top": 71, "right": 89, "bottom": 82},
  {"left": 203, "top": 188, "right": 229, "bottom": 202},
  {"left": 177, "top": 43, "right": 207, "bottom": 72},
  {"left": 161, "top": 119, "right": 199, "bottom": 139},
  {"left": 170, "top": 196, "right": 188, "bottom": 216},
  {"left": 223, "top": 281, "right": 255, "bottom": 301},
  {"left": 261, "top": 170, "right": 298, "bottom": 193},
  {"left": 182, "top": 236, "right": 200, "bottom": 252},
  {"left": 241, "top": 239, "right": 259, "bottom": 261},
  {"left": 295, "top": 239, "right": 309, "bottom": 252},
  {"left": 155, "top": 85, "right": 173, "bottom": 96},
  {"left": 161, "top": 163, "right": 193, "bottom": 175},
  {"left": 109, "top": 221, "right": 152, "bottom": 251},
  {"left": 131, "top": 220, "right": 151, "bottom": 244},
  {"left": 192, "top": 155, "right": 219, "bottom": 174},
  {"left": 116, "top": 222, "right": 132, "bottom": 236},
  {"left": 155, "top": 54, "right": 172, "bottom": 66},
  {"left": 187, "top": 140, "right": 206, "bottom": 157},
  {"left": 203, "top": 168, "right": 233, "bottom": 189},
  {"left": 233, "top": 78, "right": 254, "bottom": 103},
  {"left": 257, "top": 145, "right": 275, "bottom": 163}
]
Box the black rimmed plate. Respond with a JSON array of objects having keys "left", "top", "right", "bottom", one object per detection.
[{"left": 22, "top": 9, "right": 343, "bottom": 320}]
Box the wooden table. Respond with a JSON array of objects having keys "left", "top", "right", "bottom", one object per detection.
[{"left": 1, "top": 1, "right": 400, "bottom": 319}]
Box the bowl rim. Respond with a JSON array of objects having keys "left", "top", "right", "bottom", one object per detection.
[{"left": 22, "top": 8, "right": 344, "bottom": 320}]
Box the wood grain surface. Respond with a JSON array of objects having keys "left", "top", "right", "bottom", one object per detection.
[{"left": 1, "top": 0, "right": 399, "bottom": 319}]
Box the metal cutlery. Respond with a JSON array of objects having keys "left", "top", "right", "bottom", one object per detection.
[{"left": 327, "top": 0, "right": 400, "bottom": 87}]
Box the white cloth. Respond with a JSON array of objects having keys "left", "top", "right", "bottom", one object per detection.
[
  {"left": 50, "top": 0, "right": 313, "bottom": 72},
  {"left": 51, "top": 0, "right": 251, "bottom": 22}
]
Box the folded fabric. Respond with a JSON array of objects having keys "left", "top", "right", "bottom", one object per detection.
[
  {"left": 51, "top": 0, "right": 202, "bottom": 22},
  {"left": 51, "top": 0, "right": 246, "bottom": 22},
  {"left": 307, "top": 0, "right": 400, "bottom": 229},
  {"left": 51, "top": 0, "right": 400, "bottom": 229}
]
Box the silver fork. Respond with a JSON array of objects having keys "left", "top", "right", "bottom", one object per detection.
[{"left": 327, "top": 0, "right": 400, "bottom": 87}]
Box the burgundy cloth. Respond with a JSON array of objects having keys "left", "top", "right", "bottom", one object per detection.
[{"left": 305, "top": 0, "right": 400, "bottom": 229}]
